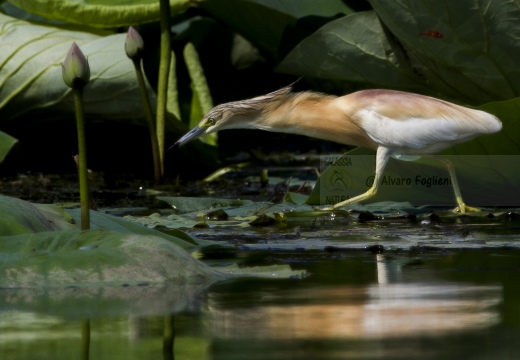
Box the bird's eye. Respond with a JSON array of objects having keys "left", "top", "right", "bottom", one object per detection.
[{"left": 207, "top": 117, "right": 215, "bottom": 126}]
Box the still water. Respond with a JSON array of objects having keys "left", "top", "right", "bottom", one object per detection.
[{"left": 1, "top": 246, "right": 519, "bottom": 359}]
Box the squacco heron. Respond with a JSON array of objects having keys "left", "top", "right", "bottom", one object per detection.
[{"left": 172, "top": 85, "right": 502, "bottom": 212}]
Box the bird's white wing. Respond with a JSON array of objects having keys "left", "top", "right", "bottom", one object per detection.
[
  {"left": 358, "top": 108, "right": 479, "bottom": 153},
  {"left": 349, "top": 89, "right": 501, "bottom": 154}
]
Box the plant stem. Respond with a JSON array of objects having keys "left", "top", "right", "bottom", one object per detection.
[
  {"left": 163, "top": 315, "right": 175, "bottom": 358},
  {"left": 183, "top": 42, "right": 216, "bottom": 145},
  {"left": 166, "top": 50, "right": 181, "bottom": 121},
  {"left": 184, "top": 42, "right": 213, "bottom": 114},
  {"left": 133, "top": 59, "right": 162, "bottom": 184},
  {"left": 157, "top": 0, "right": 172, "bottom": 176},
  {"left": 74, "top": 88, "right": 90, "bottom": 230},
  {"left": 81, "top": 319, "right": 90, "bottom": 360}
]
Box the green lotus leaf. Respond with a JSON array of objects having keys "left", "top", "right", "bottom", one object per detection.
[
  {"left": 0, "top": 13, "right": 155, "bottom": 124},
  {"left": 7, "top": 0, "right": 196, "bottom": 28},
  {"left": 277, "top": 11, "right": 424, "bottom": 91},
  {"left": 369, "top": 0, "right": 520, "bottom": 104},
  {"left": 279, "top": 1, "right": 520, "bottom": 104},
  {"left": 157, "top": 196, "right": 254, "bottom": 214},
  {"left": 199, "top": 0, "right": 353, "bottom": 58},
  {"left": 0, "top": 229, "right": 224, "bottom": 288}
]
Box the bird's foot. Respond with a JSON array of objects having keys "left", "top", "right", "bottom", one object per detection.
[
  {"left": 315, "top": 188, "right": 376, "bottom": 211},
  {"left": 452, "top": 204, "right": 481, "bottom": 214}
]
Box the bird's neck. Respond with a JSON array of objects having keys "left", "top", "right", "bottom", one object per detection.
[{"left": 253, "top": 91, "right": 376, "bottom": 149}]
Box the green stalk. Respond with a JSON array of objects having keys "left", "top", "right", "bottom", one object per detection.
[
  {"left": 132, "top": 59, "right": 162, "bottom": 184},
  {"left": 183, "top": 42, "right": 216, "bottom": 145},
  {"left": 74, "top": 88, "right": 90, "bottom": 230},
  {"left": 166, "top": 50, "right": 181, "bottom": 121},
  {"left": 184, "top": 42, "right": 213, "bottom": 113},
  {"left": 81, "top": 319, "right": 90, "bottom": 360},
  {"left": 163, "top": 315, "right": 175, "bottom": 358},
  {"left": 156, "top": 0, "right": 172, "bottom": 175}
]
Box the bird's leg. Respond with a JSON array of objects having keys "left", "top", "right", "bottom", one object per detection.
[
  {"left": 328, "top": 147, "right": 391, "bottom": 210},
  {"left": 431, "top": 156, "right": 480, "bottom": 214}
]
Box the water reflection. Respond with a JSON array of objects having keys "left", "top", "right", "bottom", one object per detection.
[
  {"left": 81, "top": 319, "right": 90, "bottom": 360},
  {"left": 371, "top": 253, "right": 501, "bottom": 336},
  {"left": 377, "top": 253, "right": 403, "bottom": 283},
  {"left": 206, "top": 282, "right": 501, "bottom": 340},
  {"left": 1, "top": 250, "right": 519, "bottom": 359},
  {"left": 163, "top": 315, "right": 175, "bottom": 359},
  {"left": 0, "top": 283, "right": 208, "bottom": 360},
  {"left": 0, "top": 283, "right": 209, "bottom": 318},
  {"left": 364, "top": 283, "right": 500, "bottom": 336}
]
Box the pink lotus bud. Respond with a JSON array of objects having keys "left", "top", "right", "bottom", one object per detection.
[
  {"left": 125, "top": 26, "right": 145, "bottom": 60},
  {"left": 61, "top": 42, "right": 90, "bottom": 89}
]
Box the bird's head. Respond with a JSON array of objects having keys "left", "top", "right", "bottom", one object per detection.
[
  {"left": 170, "top": 103, "right": 238, "bottom": 149},
  {"left": 170, "top": 84, "right": 295, "bottom": 150}
]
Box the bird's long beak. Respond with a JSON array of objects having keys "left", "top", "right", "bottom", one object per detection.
[{"left": 166, "top": 126, "right": 206, "bottom": 152}]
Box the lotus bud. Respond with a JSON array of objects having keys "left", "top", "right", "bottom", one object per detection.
[
  {"left": 125, "top": 26, "right": 145, "bottom": 60},
  {"left": 61, "top": 42, "right": 90, "bottom": 89}
]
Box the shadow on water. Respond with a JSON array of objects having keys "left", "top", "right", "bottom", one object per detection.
[{"left": 1, "top": 248, "right": 520, "bottom": 359}]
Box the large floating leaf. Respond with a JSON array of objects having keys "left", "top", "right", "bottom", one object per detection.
[
  {"left": 277, "top": 11, "right": 424, "bottom": 92},
  {"left": 199, "top": 0, "right": 353, "bottom": 59},
  {"left": 0, "top": 195, "right": 302, "bottom": 289},
  {"left": 124, "top": 202, "right": 295, "bottom": 230},
  {"left": 278, "top": 1, "right": 520, "bottom": 104},
  {"left": 158, "top": 196, "right": 253, "bottom": 214},
  {"left": 369, "top": 0, "right": 520, "bottom": 104},
  {"left": 66, "top": 208, "right": 208, "bottom": 249},
  {"left": 0, "top": 13, "right": 154, "bottom": 124},
  {"left": 7, "top": 0, "right": 194, "bottom": 28},
  {"left": 251, "top": 0, "right": 353, "bottom": 18},
  {"left": 0, "top": 229, "right": 224, "bottom": 288},
  {"left": 0, "top": 194, "right": 201, "bottom": 249},
  {"left": 0, "top": 195, "right": 68, "bottom": 235}
]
